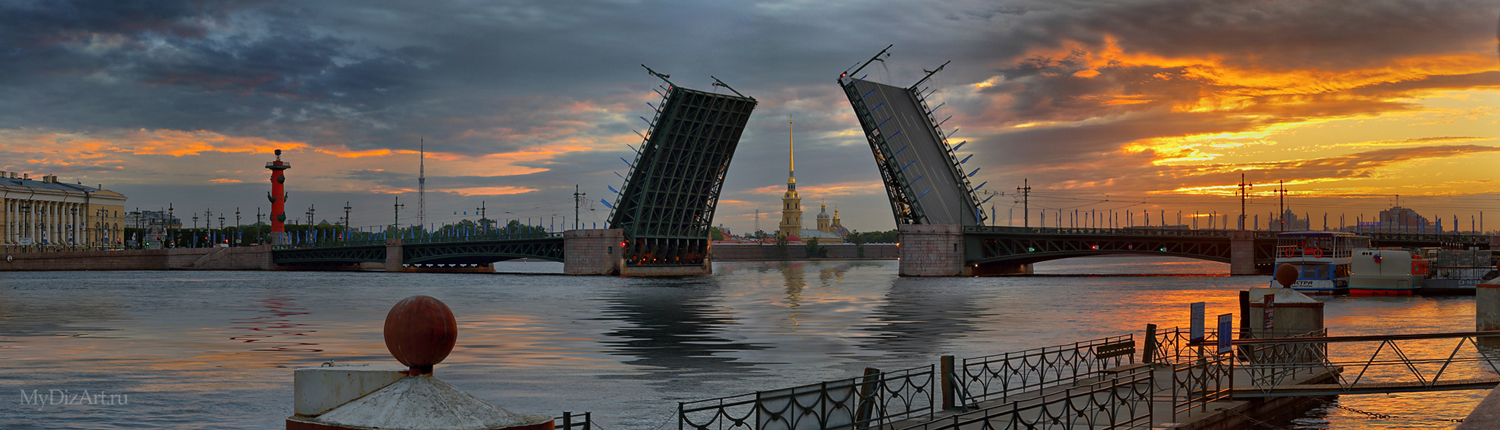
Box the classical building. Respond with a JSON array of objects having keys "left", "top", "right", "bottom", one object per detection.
[
  {"left": 776, "top": 116, "right": 845, "bottom": 244},
  {"left": 1, "top": 171, "right": 127, "bottom": 248}
]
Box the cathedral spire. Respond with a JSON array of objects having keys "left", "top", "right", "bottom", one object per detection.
[{"left": 786, "top": 115, "right": 795, "bottom": 191}]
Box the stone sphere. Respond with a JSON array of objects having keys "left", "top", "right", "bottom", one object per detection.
[
  {"left": 383, "top": 295, "right": 458, "bottom": 374},
  {"left": 1274, "top": 264, "right": 1299, "bottom": 288}
]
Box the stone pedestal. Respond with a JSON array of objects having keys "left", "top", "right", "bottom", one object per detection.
[
  {"left": 562, "top": 229, "right": 623, "bottom": 275},
  {"left": 1247, "top": 287, "right": 1324, "bottom": 338},
  {"left": 384, "top": 239, "right": 403, "bottom": 272},
  {"left": 1479, "top": 278, "right": 1500, "bottom": 350},
  {"left": 898, "top": 225, "right": 964, "bottom": 277},
  {"left": 1229, "top": 230, "right": 1257, "bottom": 276}
]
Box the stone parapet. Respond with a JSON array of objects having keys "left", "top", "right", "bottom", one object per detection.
[
  {"left": 0, "top": 245, "right": 273, "bottom": 271},
  {"left": 898, "top": 224, "right": 964, "bottom": 277}
]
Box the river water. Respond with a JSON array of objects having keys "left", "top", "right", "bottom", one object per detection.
[{"left": 0, "top": 256, "right": 1488, "bottom": 429}]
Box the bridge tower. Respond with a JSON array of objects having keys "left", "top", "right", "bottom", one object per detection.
[
  {"left": 601, "top": 66, "right": 757, "bottom": 276},
  {"left": 266, "top": 149, "right": 291, "bottom": 244}
]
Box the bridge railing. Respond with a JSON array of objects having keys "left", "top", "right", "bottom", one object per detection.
[
  {"left": 899, "top": 367, "right": 1153, "bottom": 430},
  {"left": 270, "top": 230, "right": 563, "bottom": 250},
  {"left": 678, "top": 365, "right": 935, "bottom": 430},
  {"left": 955, "top": 334, "right": 1135, "bottom": 405}
]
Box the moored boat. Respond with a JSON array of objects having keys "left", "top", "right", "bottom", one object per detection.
[
  {"left": 1348, "top": 248, "right": 1419, "bottom": 296},
  {"left": 1271, "top": 231, "right": 1370, "bottom": 294}
]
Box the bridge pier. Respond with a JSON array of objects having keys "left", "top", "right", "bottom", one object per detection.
[
  {"left": 563, "top": 229, "right": 623, "bottom": 276},
  {"left": 384, "top": 239, "right": 402, "bottom": 272},
  {"left": 898, "top": 225, "right": 965, "bottom": 276},
  {"left": 1230, "top": 230, "right": 1259, "bottom": 275}
]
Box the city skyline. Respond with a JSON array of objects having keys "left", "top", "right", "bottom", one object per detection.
[{"left": 1, "top": 1, "right": 1498, "bottom": 235}]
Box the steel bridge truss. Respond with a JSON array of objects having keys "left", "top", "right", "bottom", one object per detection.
[
  {"left": 608, "top": 67, "right": 756, "bottom": 267},
  {"left": 273, "top": 244, "right": 385, "bottom": 266},
  {"left": 963, "top": 227, "right": 1277, "bottom": 268},
  {"left": 401, "top": 237, "right": 563, "bottom": 265},
  {"left": 838, "top": 45, "right": 986, "bottom": 227}
]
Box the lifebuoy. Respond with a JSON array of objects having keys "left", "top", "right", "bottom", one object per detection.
[
  {"left": 1304, "top": 247, "right": 1322, "bottom": 258},
  {"left": 1281, "top": 248, "right": 1295, "bottom": 258}
]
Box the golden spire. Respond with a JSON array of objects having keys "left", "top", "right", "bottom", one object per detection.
[{"left": 788, "top": 114, "right": 794, "bottom": 179}]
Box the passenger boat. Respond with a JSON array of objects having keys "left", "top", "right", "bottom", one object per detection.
[
  {"left": 1348, "top": 248, "right": 1420, "bottom": 296},
  {"left": 1270, "top": 232, "right": 1370, "bottom": 294}
]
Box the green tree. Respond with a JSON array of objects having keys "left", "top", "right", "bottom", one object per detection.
[
  {"left": 774, "top": 233, "right": 789, "bottom": 259},
  {"left": 849, "top": 230, "right": 867, "bottom": 258},
  {"left": 805, "top": 237, "right": 828, "bottom": 258},
  {"left": 710, "top": 226, "right": 725, "bottom": 241}
]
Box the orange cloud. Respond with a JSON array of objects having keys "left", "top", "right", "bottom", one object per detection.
[{"left": 208, "top": 178, "right": 242, "bottom": 184}]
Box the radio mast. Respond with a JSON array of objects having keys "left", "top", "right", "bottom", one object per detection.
[{"left": 419, "top": 138, "right": 426, "bottom": 227}]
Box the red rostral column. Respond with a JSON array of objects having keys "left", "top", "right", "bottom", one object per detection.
[{"left": 267, "top": 149, "right": 291, "bottom": 244}]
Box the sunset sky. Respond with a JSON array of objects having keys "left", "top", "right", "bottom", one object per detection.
[{"left": 2, "top": 0, "right": 1497, "bottom": 234}]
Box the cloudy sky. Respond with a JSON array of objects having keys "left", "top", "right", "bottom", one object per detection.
[{"left": 2, "top": 0, "right": 1498, "bottom": 234}]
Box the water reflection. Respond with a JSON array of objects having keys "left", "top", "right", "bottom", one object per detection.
[
  {"left": 229, "top": 292, "right": 321, "bottom": 352},
  {"left": 596, "top": 277, "right": 769, "bottom": 383},
  {"left": 0, "top": 285, "right": 129, "bottom": 339},
  {"left": 860, "top": 278, "right": 990, "bottom": 355}
]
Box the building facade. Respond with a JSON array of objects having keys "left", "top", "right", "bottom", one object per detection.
[{"left": 1, "top": 172, "right": 127, "bottom": 249}]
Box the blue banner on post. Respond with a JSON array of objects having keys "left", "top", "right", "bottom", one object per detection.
[{"left": 1217, "top": 314, "right": 1233, "bottom": 354}]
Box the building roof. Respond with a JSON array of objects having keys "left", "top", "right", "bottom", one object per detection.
[
  {"left": 800, "top": 229, "right": 842, "bottom": 239},
  {"left": 0, "top": 176, "right": 122, "bottom": 197}
]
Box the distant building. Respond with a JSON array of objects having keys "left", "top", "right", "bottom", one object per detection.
[
  {"left": 1275, "top": 209, "right": 1311, "bottom": 231},
  {"left": 124, "top": 210, "right": 183, "bottom": 230},
  {"left": 0, "top": 171, "right": 127, "bottom": 248},
  {"left": 1378, "top": 206, "right": 1430, "bottom": 231}
]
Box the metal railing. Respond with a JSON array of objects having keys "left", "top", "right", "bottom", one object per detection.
[
  {"left": 900, "top": 368, "right": 1154, "bottom": 430},
  {"left": 678, "top": 365, "right": 935, "bottom": 430},
  {"left": 956, "top": 334, "right": 1134, "bottom": 405},
  {"left": 1233, "top": 330, "right": 1500, "bottom": 397}
]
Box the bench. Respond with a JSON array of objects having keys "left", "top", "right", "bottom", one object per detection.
[{"left": 1095, "top": 340, "right": 1148, "bottom": 373}]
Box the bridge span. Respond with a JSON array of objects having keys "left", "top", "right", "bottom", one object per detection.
[{"left": 900, "top": 225, "right": 1496, "bottom": 276}]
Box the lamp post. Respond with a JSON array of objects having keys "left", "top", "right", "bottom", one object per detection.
[{"left": 235, "top": 208, "right": 241, "bottom": 245}]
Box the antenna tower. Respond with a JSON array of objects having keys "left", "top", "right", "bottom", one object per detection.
[{"left": 419, "top": 138, "right": 426, "bottom": 227}]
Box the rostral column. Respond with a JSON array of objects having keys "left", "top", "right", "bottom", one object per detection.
[{"left": 266, "top": 149, "right": 291, "bottom": 244}]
